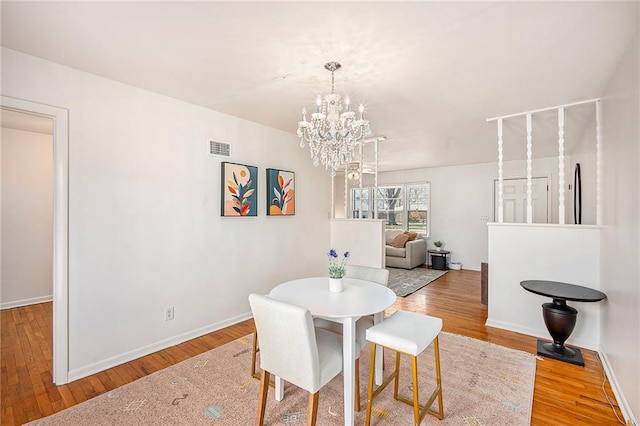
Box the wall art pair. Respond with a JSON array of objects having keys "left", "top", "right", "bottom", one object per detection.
[{"left": 220, "top": 162, "right": 295, "bottom": 217}]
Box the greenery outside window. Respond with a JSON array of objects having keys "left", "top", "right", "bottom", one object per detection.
[{"left": 351, "top": 182, "right": 430, "bottom": 236}]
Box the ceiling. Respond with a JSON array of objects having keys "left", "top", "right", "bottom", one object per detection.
[{"left": 1, "top": 2, "right": 637, "bottom": 171}]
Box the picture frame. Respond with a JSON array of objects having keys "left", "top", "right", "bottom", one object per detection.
[
  {"left": 221, "top": 162, "right": 258, "bottom": 217},
  {"left": 266, "top": 168, "right": 295, "bottom": 216}
]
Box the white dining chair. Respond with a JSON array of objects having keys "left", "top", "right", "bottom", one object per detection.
[
  {"left": 313, "top": 264, "right": 391, "bottom": 411},
  {"left": 248, "top": 293, "right": 344, "bottom": 426}
]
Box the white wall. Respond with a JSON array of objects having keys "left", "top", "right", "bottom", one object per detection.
[
  {"left": 487, "top": 223, "right": 602, "bottom": 350},
  {"left": 0, "top": 127, "right": 53, "bottom": 308},
  {"left": 599, "top": 20, "right": 639, "bottom": 423},
  {"left": 1, "top": 47, "right": 332, "bottom": 380},
  {"left": 374, "top": 156, "right": 570, "bottom": 271},
  {"left": 330, "top": 219, "right": 385, "bottom": 268}
]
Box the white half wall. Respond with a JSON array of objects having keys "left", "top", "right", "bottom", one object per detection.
[
  {"left": 486, "top": 223, "right": 602, "bottom": 350},
  {"left": 1, "top": 127, "right": 53, "bottom": 308},
  {"left": 376, "top": 156, "right": 571, "bottom": 271},
  {"left": 1, "top": 47, "right": 332, "bottom": 380},
  {"left": 330, "top": 219, "right": 385, "bottom": 268}
]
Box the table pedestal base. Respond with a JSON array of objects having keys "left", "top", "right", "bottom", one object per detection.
[{"left": 536, "top": 339, "right": 585, "bottom": 366}]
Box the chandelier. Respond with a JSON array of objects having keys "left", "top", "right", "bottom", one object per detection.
[{"left": 297, "top": 61, "right": 371, "bottom": 176}]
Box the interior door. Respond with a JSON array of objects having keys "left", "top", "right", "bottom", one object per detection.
[{"left": 494, "top": 177, "right": 549, "bottom": 223}]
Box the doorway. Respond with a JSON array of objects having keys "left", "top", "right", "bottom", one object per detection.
[
  {"left": 494, "top": 177, "right": 550, "bottom": 223},
  {"left": 0, "top": 96, "right": 69, "bottom": 384}
]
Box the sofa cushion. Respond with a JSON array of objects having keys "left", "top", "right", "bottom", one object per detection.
[
  {"left": 404, "top": 231, "right": 418, "bottom": 241},
  {"left": 385, "top": 230, "right": 404, "bottom": 245},
  {"left": 389, "top": 233, "right": 410, "bottom": 248},
  {"left": 385, "top": 245, "right": 407, "bottom": 258}
]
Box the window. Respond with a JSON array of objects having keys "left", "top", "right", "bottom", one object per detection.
[{"left": 351, "top": 182, "right": 430, "bottom": 236}]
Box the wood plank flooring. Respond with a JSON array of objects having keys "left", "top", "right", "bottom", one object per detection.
[{"left": 1, "top": 269, "right": 625, "bottom": 425}]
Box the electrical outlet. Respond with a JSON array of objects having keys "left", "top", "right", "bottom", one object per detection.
[
  {"left": 480, "top": 215, "right": 489, "bottom": 220},
  {"left": 164, "top": 306, "right": 174, "bottom": 321}
]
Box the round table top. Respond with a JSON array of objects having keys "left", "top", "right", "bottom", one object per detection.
[
  {"left": 520, "top": 280, "right": 606, "bottom": 302},
  {"left": 428, "top": 250, "right": 450, "bottom": 254},
  {"left": 269, "top": 277, "right": 397, "bottom": 319}
]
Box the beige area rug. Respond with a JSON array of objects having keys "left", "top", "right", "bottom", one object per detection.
[
  {"left": 387, "top": 267, "right": 447, "bottom": 297},
  {"left": 28, "top": 333, "right": 536, "bottom": 425}
]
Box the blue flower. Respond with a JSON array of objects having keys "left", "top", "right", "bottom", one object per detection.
[{"left": 327, "top": 248, "right": 350, "bottom": 278}]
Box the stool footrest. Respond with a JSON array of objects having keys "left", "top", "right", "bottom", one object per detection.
[{"left": 395, "top": 384, "right": 444, "bottom": 422}]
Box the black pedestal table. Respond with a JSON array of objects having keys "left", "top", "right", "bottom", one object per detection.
[{"left": 520, "top": 280, "right": 606, "bottom": 366}]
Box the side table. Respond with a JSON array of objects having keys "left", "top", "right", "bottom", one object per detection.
[
  {"left": 520, "top": 280, "right": 606, "bottom": 366},
  {"left": 428, "top": 250, "right": 450, "bottom": 270}
]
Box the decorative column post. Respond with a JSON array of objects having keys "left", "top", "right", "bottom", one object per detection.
[
  {"left": 359, "top": 142, "right": 364, "bottom": 220},
  {"left": 558, "top": 107, "right": 566, "bottom": 225},
  {"left": 331, "top": 174, "right": 335, "bottom": 219},
  {"left": 596, "top": 100, "right": 602, "bottom": 226},
  {"left": 526, "top": 113, "right": 533, "bottom": 224},
  {"left": 497, "top": 119, "right": 504, "bottom": 223},
  {"left": 344, "top": 163, "right": 348, "bottom": 218},
  {"left": 374, "top": 137, "right": 379, "bottom": 220}
]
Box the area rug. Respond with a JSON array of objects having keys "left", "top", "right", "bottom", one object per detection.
[
  {"left": 27, "top": 332, "right": 536, "bottom": 426},
  {"left": 387, "top": 267, "right": 447, "bottom": 296}
]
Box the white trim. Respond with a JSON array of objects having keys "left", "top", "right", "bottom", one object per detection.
[
  {"left": 598, "top": 344, "right": 638, "bottom": 425},
  {"left": 0, "top": 295, "right": 53, "bottom": 310},
  {"left": 68, "top": 312, "right": 253, "bottom": 382},
  {"left": 484, "top": 318, "right": 598, "bottom": 351},
  {"left": 487, "top": 222, "right": 602, "bottom": 230},
  {"left": 1, "top": 95, "right": 69, "bottom": 385},
  {"left": 486, "top": 98, "right": 600, "bottom": 122}
]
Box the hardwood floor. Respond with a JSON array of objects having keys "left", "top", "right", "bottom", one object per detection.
[{"left": 1, "top": 269, "right": 624, "bottom": 425}]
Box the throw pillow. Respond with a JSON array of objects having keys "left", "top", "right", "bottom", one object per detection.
[
  {"left": 404, "top": 231, "right": 418, "bottom": 241},
  {"left": 390, "top": 233, "right": 410, "bottom": 248}
]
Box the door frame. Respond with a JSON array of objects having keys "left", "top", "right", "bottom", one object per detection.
[
  {"left": 493, "top": 175, "right": 552, "bottom": 223},
  {"left": 1, "top": 95, "right": 69, "bottom": 384}
]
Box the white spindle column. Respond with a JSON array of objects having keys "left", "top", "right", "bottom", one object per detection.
[
  {"left": 331, "top": 174, "right": 335, "bottom": 219},
  {"left": 374, "top": 138, "right": 379, "bottom": 219},
  {"left": 344, "top": 163, "right": 348, "bottom": 218},
  {"left": 359, "top": 143, "right": 364, "bottom": 219},
  {"left": 526, "top": 113, "right": 533, "bottom": 224},
  {"left": 558, "top": 107, "right": 566, "bottom": 224},
  {"left": 497, "top": 119, "right": 504, "bottom": 223},
  {"left": 596, "top": 100, "right": 602, "bottom": 226}
]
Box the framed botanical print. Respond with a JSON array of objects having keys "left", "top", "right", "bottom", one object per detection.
[
  {"left": 221, "top": 162, "right": 258, "bottom": 217},
  {"left": 266, "top": 168, "right": 295, "bottom": 216}
]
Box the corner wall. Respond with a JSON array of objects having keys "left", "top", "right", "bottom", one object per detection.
[
  {"left": 0, "top": 127, "right": 53, "bottom": 308},
  {"left": 1, "top": 47, "right": 332, "bottom": 380},
  {"left": 599, "top": 17, "right": 640, "bottom": 423}
]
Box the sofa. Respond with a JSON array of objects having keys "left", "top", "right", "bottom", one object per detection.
[{"left": 385, "top": 230, "right": 427, "bottom": 269}]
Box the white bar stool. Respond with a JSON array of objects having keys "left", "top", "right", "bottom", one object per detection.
[{"left": 364, "top": 310, "right": 444, "bottom": 425}]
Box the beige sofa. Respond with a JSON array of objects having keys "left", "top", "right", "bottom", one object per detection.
[{"left": 385, "top": 230, "right": 427, "bottom": 269}]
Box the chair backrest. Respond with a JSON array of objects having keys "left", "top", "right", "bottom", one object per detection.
[
  {"left": 248, "top": 293, "right": 321, "bottom": 392},
  {"left": 345, "top": 264, "right": 389, "bottom": 287}
]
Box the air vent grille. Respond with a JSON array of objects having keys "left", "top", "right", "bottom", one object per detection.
[{"left": 209, "top": 140, "right": 231, "bottom": 157}]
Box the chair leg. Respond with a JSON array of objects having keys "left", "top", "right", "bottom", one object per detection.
[
  {"left": 251, "top": 331, "right": 260, "bottom": 380},
  {"left": 429, "top": 336, "right": 444, "bottom": 420},
  {"left": 411, "top": 355, "right": 420, "bottom": 425},
  {"left": 355, "top": 358, "right": 360, "bottom": 411},
  {"left": 365, "top": 343, "right": 377, "bottom": 426},
  {"left": 255, "top": 369, "right": 270, "bottom": 426},
  {"left": 307, "top": 391, "right": 319, "bottom": 426},
  {"left": 393, "top": 350, "right": 401, "bottom": 399}
]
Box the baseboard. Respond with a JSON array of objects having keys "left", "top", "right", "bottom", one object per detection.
[
  {"left": 0, "top": 295, "right": 53, "bottom": 310},
  {"left": 598, "top": 344, "right": 638, "bottom": 425},
  {"left": 68, "top": 311, "right": 253, "bottom": 383},
  {"left": 484, "top": 318, "right": 598, "bottom": 351}
]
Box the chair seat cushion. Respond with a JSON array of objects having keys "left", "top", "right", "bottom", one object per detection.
[
  {"left": 314, "top": 316, "right": 375, "bottom": 354},
  {"left": 366, "top": 310, "right": 442, "bottom": 356},
  {"left": 385, "top": 245, "right": 406, "bottom": 258}
]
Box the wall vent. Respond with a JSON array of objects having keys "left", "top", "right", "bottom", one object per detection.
[{"left": 209, "top": 140, "right": 231, "bottom": 158}]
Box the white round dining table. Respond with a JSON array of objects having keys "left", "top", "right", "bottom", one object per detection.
[{"left": 269, "top": 277, "right": 397, "bottom": 426}]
